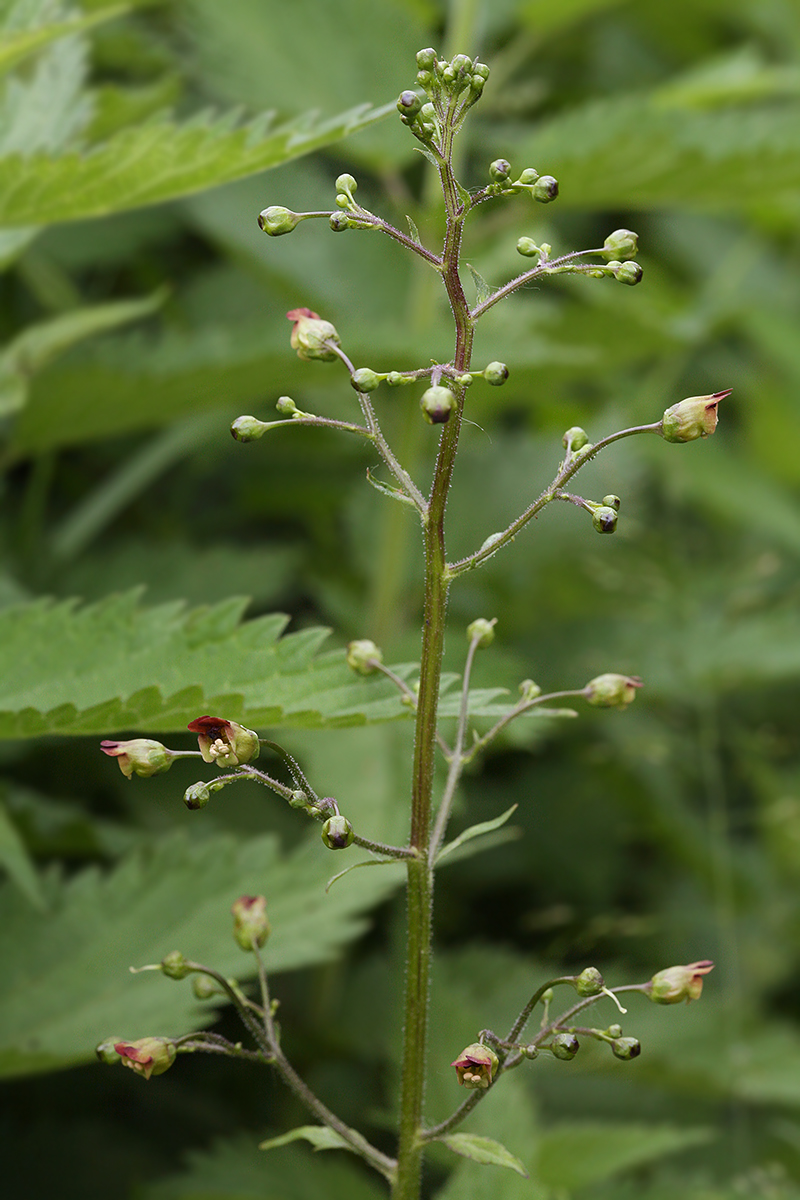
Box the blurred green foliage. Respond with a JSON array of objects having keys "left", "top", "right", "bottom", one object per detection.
[{"left": 3, "top": 0, "right": 800, "bottom": 1197}]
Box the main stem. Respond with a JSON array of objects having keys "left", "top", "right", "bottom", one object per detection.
[{"left": 393, "top": 138, "right": 474, "bottom": 1200}]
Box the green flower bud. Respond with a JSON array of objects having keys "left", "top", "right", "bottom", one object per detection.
[
  {"left": 483, "top": 361, "right": 509, "bottom": 386},
  {"left": 472, "top": 61, "right": 490, "bottom": 81},
  {"left": 585, "top": 673, "right": 642, "bottom": 709},
  {"left": 192, "top": 975, "right": 218, "bottom": 1000},
  {"left": 187, "top": 716, "right": 260, "bottom": 767},
  {"left": 289, "top": 789, "right": 311, "bottom": 810},
  {"left": 230, "top": 415, "right": 267, "bottom": 442},
  {"left": 451, "top": 1042, "right": 499, "bottom": 1088},
  {"left": 489, "top": 158, "right": 511, "bottom": 182},
  {"left": 467, "top": 617, "right": 496, "bottom": 648},
  {"left": 550, "top": 1032, "right": 579, "bottom": 1061},
  {"left": 416, "top": 47, "right": 437, "bottom": 70},
  {"left": 276, "top": 395, "right": 298, "bottom": 415},
  {"left": 386, "top": 371, "right": 411, "bottom": 386},
  {"left": 160, "top": 951, "right": 193, "bottom": 980},
  {"left": 100, "top": 739, "right": 174, "bottom": 780},
  {"left": 232, "top": 894, "right": 271, "bottom": 951},
  {"left": 420, "top": 385, "right": 455, "bottom": 425},
  {"left": 574, "top": 967, "right": 604, "bottom": 997},
  {"left": 520, "top": 1043, "right": 539, "bottom": 1059},
  {"left": 457, "top": 373, "right": 473, "bottom": 388},
  {"left": 451, "top": 53, "right": 473, "bottom": 76},
  {"left": 517, "top": 168, "right": 539, "bottom": 185},
  {"left": 351, "top": 367, "right": 381, "bottom": 392},
  {"left": 397, "top": 90, "right": 422, "bottom": 118},
  {"left": 533, "top": 175, "right": 559, "bottom": 202},
  {"left": 114, "top": 1037, "right": 176, "bottom": 1081},
  {"left": 96, "top": 1037, "right": 125, "bottom": 1065},
  {"left": 310, "top": 797, "right": 338, "bottom": 819},
  {"left": 602, "top": 229, "right": 638, "bottom": 260},
  {"left": 648, "top": 960, "right": 714, "bottom": 1004},
  {"left": 562, "top": 426, "right": 589, "bottom": 451},
  {"left": 346, "top": 639, "right": 383, "bottom": 674},
  {"left": 257, "top": 206, "right": 300, "bottom": 236},
  {"left": 607, "top": 1024, "right": 623, "bottom": 1039},
  {"left": 469, "top": 73, "right": 486, "bottom": 95},
  {"left": 335, "top": 173, "right": 357, "bottom": 194},
  {"left": 660, "top": 390, "right": 730, "bottom": 443},
  {"left": 329, "top": 212, "right": 350, "bottom": 232},
  {"left": 184, "top": 781, "right": 211, "bottom": 810},
  {"left": 602, "top": 494, "right": 621, "bottom": 511},
  {"left": 516, "top": 237, "right": 540, "bottom": 258},
  {"left": 612, "top": 1036, "right": 641, "bottom": 1060},
  {"left": 612, "top": 261, "right": 643, "bottom": 285},
  {"left": 591, "top": 506, "right": 618, "bottom": 534},
  {"left": 519, "top": 679, "right": 542, "bottom": 701},
  {"left": 321, "top": 815, "right": 355, "bottom": 850},
  {"left": 286, "top": 308, "right": 341, "bottom": 361}
]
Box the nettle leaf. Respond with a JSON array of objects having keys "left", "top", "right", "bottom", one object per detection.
[
  {"left": 0, "top": 2, "right": 138, "bottom": 77},
  {"left": 536, "top": 1121, "right": 714, "bottom": 1192},
  {"left": 437, "top": 1134, "right": 528, "bottom": 1178},
  {"left": 0, "top": 829, "right": 405, "bottom": 1077},
  {"left": 0, "top": 798, "right": 45, "bottom": 909},
  {"left": 0, "top": 592, "right": 560, "bottom": 737},
  {"left": 259, "top": 1126, "right": 352, "bottom": 1154},
  {"left": 0, "top": 101, "right": 396, "bottom": 227}
]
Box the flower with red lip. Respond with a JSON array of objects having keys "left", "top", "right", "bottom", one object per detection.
[
  {"left": 100, "top": 738, "right": 173, "bottom": 779},
  {"left": 187, "top": 716, "right": 260, "bottom": 767},
  {"left": 113, "top": 1037, "right": 176, "bottom": 1080},
  {"left": 451, "top": 1042, "right": 499, "bottom": 1089},
  {"left": 585, "top": 674, "right": 642, "bottom": 710},
  {"left": 232, "top": 894, "right": 271, "bottom": 951},
  {"left": 648, "top": 960, "right": 714, "bottom": 1004},
  {"left": 660, "top": 391, "right": 731, "bottom": 443},
  {"left": 286, "top": 307, "right": 341, "bottom": 361}
]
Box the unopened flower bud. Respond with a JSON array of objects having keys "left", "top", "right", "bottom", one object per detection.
[
  {"left": 585, "top": 673, "right": 642, "bottom": 709},
  {"left": 310, "top": 796, "right": 338, "bottom": 819},
  {"left": 451, "top": 1042, "right": 499, "bottom": 1088},
  {"left": 232, "top": 894, "right": 271, "bottom": 951},
  {"left": 607, "top": 1024, "right": 623, "bottom": 1039},
  {"left": 648, "top": 960, "right": 714, "bottom": 1004},
  {"left": 184, "top": 781, "right": 211, "bottom": 810},
  {"left": 602, "top": 229, "right": 638, "bottom": 260},
  {"left": 519, "top": 679, "right": 542, "bottom": 701},
  {"left": 230, "top": 415, "right": 267, "bottom": 442},
  {"left": 467, "top": 617, "right": 496, "bottom": 648},
  {"left": 472, "top": 61, "right": 490, "bottom": 81},
  {"left": 516, "top": 237, "right": 540, "bottom": 258},
  {"left": 602, "top": 494, "right": 621, "bottom": 511},
  {"left": 489, "top": 159, "right": 511, "bottom": 182},
  {"left": 416, "top": 48, "right": 437, "bottom": 70},
  {"left": 192, "top": 975, "right": 218, "bottom": 1000},
  {"left": 289, "top": 789, "right": 311, "bottom": 809},
  {"left": 533, "top": 175, "right": 559, "bottom": 202},
  {"left": 397, "top": 90, "right": 422, "bottom": 118},
  {"left": 574, "top": 967, "right": 604, "bottom": 997},
  {"left": 351, "top": 367, "right": 381, "bottom": 392},
  {"left": 563, "top": 426, "right": 589, "bottom": 451},
  {"left": 346, "top": 639, "right": 382, "bottom": 674},
  {"left": 550, "top": 1032, "right": 579, "bottom": 1060},
  {"left": 258, "top": 206, "right": 300, "bottom": 236},
  {"left": 276, "top": 395, "right": 298, "bottom": 415},
  {"left": 96, "top": 1037, "right": 125, "bottom": 1065},
  {"left": 286, "top": 308, "right": 341, "bottom": 361},
  {"left": 187, "top": 716, "right": 260, "bottom": 767},
  {"left": 321, "top": 815, "right": 355, "bottom": 849},
  {"left": 614, "top": 260, "right": 643, "bottom": 285},
  {"left": 520, "top": 1043, "right": 539, "bottom": 1059},
  {"left": 160, "top": 951, "right": 193, "bottom": 980},
  {"left": 591, "top": 505, "right": 618, "bottom": 534},
  {"left": 335, "top": 173, "right": 357, "bottom": 195},
  {"left": 114, "top": 1037, "right": 176, "bottom": 1081},
  {"left": 517, "top": 167, "right": 539, "bottom": 185},
  {"left": 483, "top": 361, "right": 509, "bottom": 386},
  {"left": 421, "top": 385, "right": 455, "bottom": 425},
  {"left": 100, "top": 739, "right": 174, "bottom": 780},
  {"left": 660, "top": 390, "right": 730, "bottom": 443},
  {"left": 612, "top": 1036, "right": 641, "bottom": 1060},
  {"left": 329, "top": 212, "right": 350, "bottom": 232}
]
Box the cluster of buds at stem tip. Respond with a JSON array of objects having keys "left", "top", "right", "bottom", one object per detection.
[
  {"left": 659, "top": 390, "right": 731, "bottom": 443},
  {"left": 100, "top": 738, "right": 175, "bottom": 779},
  {"left": 584, "top": 497, "right": 621, "bottom": 535},
  {"left": 451, "top": 1042, "right": 499, "bottom": 1089},
  {"left": 286, "top": 308, "right": 341, "bottom": 362},
  {"left": 96, "top": 1037, "right": 176, "bottom": 1081},
  {"left": 187, "top": 716, "right": 260, "bottom": 767},
  {"left": 647, "top": 960, "right": 714, "bottom": 1004},
  {"left": 487, "top": 161, "right": 559, "bottom": 203},
  {"left": 232, "top": 894, "right": 271, "bottom": 951},
  {"left": 585, "top": 673, "right": 642, "bottom": 710}
]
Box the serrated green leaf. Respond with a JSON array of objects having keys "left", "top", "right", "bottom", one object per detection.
[
  {"left": 0, "top": 798, "right": 45, "bottom": 909},
  {"left": 0, "top": 101, "right": 396, "bottom": 227},
  {"left": 0, "top": 829, "right": 405, "bottom": 1077},
  {"left": 536, "top": 1121, "right": 713, "bottom": 1191},
  {"left": 437, "top": 1134, "right": 528, "bottom": 1178},
  {"left": 259, "top": 1126, "right": 352, "bottom": 1153},
  {"left": 0, "top": 3, "right": 130, "bottom": 77},
  {"left": 435, "top": 804, "right": 518, "bottom": 865}
]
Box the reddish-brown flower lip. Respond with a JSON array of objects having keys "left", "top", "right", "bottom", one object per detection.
[
  {"left": 712, "top": 389, "right": 732, "bottom": 400},
  {"left": 187, "top": 716, "right": 230, "bottom": 735}
]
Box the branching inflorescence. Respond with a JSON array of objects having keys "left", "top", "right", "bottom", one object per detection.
[{"left": 98, "top": 49, "right": 722, "bottom": 1200}]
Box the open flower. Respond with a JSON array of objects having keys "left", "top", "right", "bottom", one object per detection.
[
  {"left": 286, "top": 308, "right": 341, "bottom": 361},
  {"left": 660, "top": 391, "right": 731, "bottom": 443},
  {"left": 100, "top": 739, "right": 173, "bottom": 779},
  {"left": 648, "top": 960, "right": 714, "bottom": 1004},
  {"left": 451, "top": 1042, "right": 499, "bottom": 1089},
  {"left": 187, "top": 717, "right": 260, "bottom": 767},
  {"left": 113, "top": 1037, "right": 176, "bottom": 1080}
]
